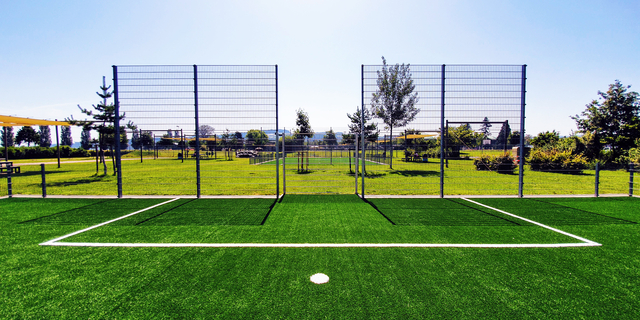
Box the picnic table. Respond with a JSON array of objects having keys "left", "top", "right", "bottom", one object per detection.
[{"left": 0, "top": 161, "right": 21, "bottom": 174}]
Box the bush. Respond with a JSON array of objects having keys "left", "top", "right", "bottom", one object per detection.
[
  {"left": 473, "top": 152, "right": 517, "bottom": 173},
  {"left": 527, "top": 149, "right": 588, "bottom": 173}
]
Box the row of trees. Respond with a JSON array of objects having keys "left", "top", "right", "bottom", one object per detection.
[{"left": 0, "top": 125, "right": 75, "bottom": 148}]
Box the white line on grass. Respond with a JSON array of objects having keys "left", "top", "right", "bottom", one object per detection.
[
  {"left": 460, "top": 197, "right": 601, "bottom": 246},
  {"left": 40, "top": 197, "right": 602, "bottom": 248},
  {"left": 39, "top": 198, "right": 181, "bottom": 246}
]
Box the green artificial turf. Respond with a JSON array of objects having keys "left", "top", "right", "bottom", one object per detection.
[{"left": 1, "top": 196, "right": 639, "bottom": 318}]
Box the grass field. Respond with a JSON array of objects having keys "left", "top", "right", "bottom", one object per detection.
[
  {"left": 1, "top": 195, "right": 639, "bottom": 318},
  {"left": 0, "top": 151, "right": 634, "bottom": 196}
]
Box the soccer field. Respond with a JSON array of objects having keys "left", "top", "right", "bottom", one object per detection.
[{"left": 1, "top": 195, "right": 639, "bottom": 318}]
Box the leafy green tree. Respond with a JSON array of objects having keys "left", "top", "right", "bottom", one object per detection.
[
  {"left": 508, "top": 131, "right": 521, "bottom": 146},
  {"left": 38, "top": 126, "right": 52, "bottom": 148},
  {"left": 447, "top": 124, "right": 481, "bottom": 148},
  {"left": 572, "top": 80, "right": 640, "bottom": 160},
  {"left": 158, "top": 134, "right": 176, "bottom": 147},
  {"left": 140, "top": 131, "right": 154, "bottom": 150},
  {"left": 531, "top": 131, "right": 560, "bottom": 149},
  {"left": 370, "top": 56, "right": 419, "bottom": 168},
  {"left": 323, "top": 128, "right": 338, "bottom": 146},
  {"left": 80, "top": 127, "right": 92, "bottom": 149},
  {"left": 16, "top": 126, "right": 40, "bottom": 147},
  {"left": 1, "top": 126, "right": 15, "bottom": 147},
  {"left": 245, "top": 129, "right": 268, "bottom": 147},
  {"left": 61, "top": 126, "right": 73, "bottom": 146},
  {"left": 294, "top": 108, "right": 314, "bottom": 146}
]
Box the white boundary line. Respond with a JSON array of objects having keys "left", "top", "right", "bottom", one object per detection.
[
  {"left": 40, "top": 197, "right": 602, "bottom": 248},
  {"left": 40, "top": 198, "right": 181, "bottom": 246}
]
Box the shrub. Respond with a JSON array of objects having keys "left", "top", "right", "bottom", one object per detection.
[
  {"left": 527, "top": 149, "right": 588, "bottom": 173},
  {"left": 473, "top": 152, "right": 517, "bottom": 173}
]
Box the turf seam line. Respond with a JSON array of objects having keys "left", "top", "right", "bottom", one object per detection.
[
  {"left": 39, "top": 198, "right": 181, "bottom": 246},
  {"left": 460, "top": 198, "right": 601, "bottom": 246}
]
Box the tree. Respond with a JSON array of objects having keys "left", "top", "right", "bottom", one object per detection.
[
  {"left": 347, "top": 107, "right": 379, "bottom": 143},
  {"left": 199, "top": 125, "right": 215, "bottom": 138},
  {"left": 323, "top": 128, "right": 338, "bottom": 146},
  {"left": 234, "top": 131, "right": 244, "bottom": 149},
  {"left": 341, "top": 133, "right": 356, "bottom": 146},
  {"left": 508, "top": 131, "right": 521, "bottom": 146},
  {"left": 530, "top": 131, "right": 560, "bottom": 149},
  {"left": 294, "top": 108, "right": 314, "bottom": 146},
  {"left": 245, "top": 129, "right": 268, "bottom": 147},
  {"left": 480, "top": 117, "right": 492, "bottom": 138},
  {"left": 1, "top": 126, "right": 15, "bottom": 147},
  {"left": 16, "top": 126, "right": 40, "bottom": 147},
  {"left": 38, "top": 126, "right": 52, "bottom": 148},
  {"left": 447, "top": 124, "right": 481, "bottom": 148},
  {"left": 131, "top": 130, "right": 141, "bottom": 150},
  {"left": 158, "top": 134, "right": 176, "bottom": 147},
  {"left": 80, "top": 127, "right": 92, "bottom": 150},
  {"left": 68, "top": 76, "right": 132, "bottom": 175},
  {"left": 61, "top": 126, "right": 73, "bottom": 146},
  {"left": 370, "top": 56, "right": 419, "bottom": 168},
  {"left": 572, "top": 80, "right": 640, "bottom": 160},
  {"left": 496, "top": 121, "right": 511, "bottom": 148},
  {"left": 140, "top": 131, "right": 154, "bottom": 150}
]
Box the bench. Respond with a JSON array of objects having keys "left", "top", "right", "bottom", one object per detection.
[{"left": 0, "top": 161, "right": 21, "bottom": 174}]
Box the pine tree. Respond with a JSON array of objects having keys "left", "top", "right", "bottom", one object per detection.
[
  {"left": 1, "top": 127, "right": 15, "bottom": 147},
  {"left": 61, "top": 126, "right": 73, "bottom": 146},
  {"left": 38, "top": 126, "right": 52, "bottom": 148},
  {"left": 80, "top": 127, "right": 92, "bottom": 150}
]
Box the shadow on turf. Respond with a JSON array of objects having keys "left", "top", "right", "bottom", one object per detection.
[{"left": 389, "top": 170, "right": 439, "bottom": 177}]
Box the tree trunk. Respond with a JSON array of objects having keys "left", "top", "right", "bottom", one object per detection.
[
  {"left": 389, "top": 126, "right": 393, "bottom": 169},
  {"left": 110, "top": 145, "right": 116, "bottom": 175}
]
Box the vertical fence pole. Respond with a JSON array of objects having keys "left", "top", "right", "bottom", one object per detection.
[
  {"left": 630, "top": 163, "right": 635, "bottom": 197},
  {"left": 55, "top": 122, "right": 60, "bottom": 168},
  {"left": 41, "top": 163, "right": 46, "bottom": 198},
  {"left": 275, "top": 65, "right": 280, "bottom": 198},
  {"left": 282, "top": 130, "right": 286, "bottom": 195},
  {"left": 3, "top": 127, "right": 8, "bottom": 161},
  {"left": 113, "top": 66, "right": 123, "bottom": 198},
  {"left": 518, "top": 65, "right": 527, "bottom": 198},
  {"left": 355, "top": 134, "right": 359, "bottom": 194},
  {"left": 439, "top": 64, "right": 445, "bottom": 198},
  {"left": 6, "top": 163, "right": 12, "bottom": 198},
  {"left": 361, "top": 64, "right": 365, "bottom": 198},
  {"left": 595, "top": 162, "right": 600, "bottom": 197},
  {"left": 193, "top": 65, "right": 201, "bottom": 198}
]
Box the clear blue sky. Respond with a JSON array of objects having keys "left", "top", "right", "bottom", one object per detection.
[{"left": 1, "top": 0, "right": 639, "bottom": 142}]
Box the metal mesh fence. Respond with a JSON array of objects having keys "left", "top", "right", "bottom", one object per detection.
[
  {"left": 361, "top": 64, "right": 525, "bottom": 196},
  {"left": 114, "top": 65, "right": 278, "bottom": 196}
]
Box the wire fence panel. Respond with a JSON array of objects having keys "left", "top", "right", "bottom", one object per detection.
[
  {"left": 361, "top": 64, "right": 525, "bottom": 196},
  {"left": 280, "top": 136, "right": 356, "bottom": 194},
  {"left": 115, "top": 65, "right": 278, "bottom": 196}
]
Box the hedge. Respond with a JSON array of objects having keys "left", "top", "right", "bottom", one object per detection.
[
  {"left": 527, "top": 149, "right": 588, "bottom": 173},
  {"left": 473, "top": 152, "right": 517, "bottom": 173},
  {"left": 0, "top": 146, "right": 94, "bottom": 159}
]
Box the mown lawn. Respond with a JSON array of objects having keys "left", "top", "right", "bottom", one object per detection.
[{"left": 0, "top": 152, "right": 632, "bottom": 196}]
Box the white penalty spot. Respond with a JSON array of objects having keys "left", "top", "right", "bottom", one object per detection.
[{"left": 310, "top": 273, "right": 329, "bottom": 284}]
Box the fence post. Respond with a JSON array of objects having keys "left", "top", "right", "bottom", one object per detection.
[
  {"left": 518, "top": 64, "right": 527, "bottom": 198},
  {"left": 193, "top": 64, "right": 201, "bottom": 198},
  {"left": 595, "top": 162, "right": 600, "bottom": 197},
  {"left": 361, "top": 64, "right": 366, "bottom": 199},
  {"left": 630, "top": 163, "right": 635, "bottom": 197},
  {"left": 439, "top": 64, "right": 445, "bottom": 198},
  {"left": 41, "top": 164, "right": 46, "bottom": 198},
  {"left": 113, "top": 66, "right": 123, "bottom": 198},
  {"left": 6, "top": 163, "right": 12, "bottom": 198}
]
